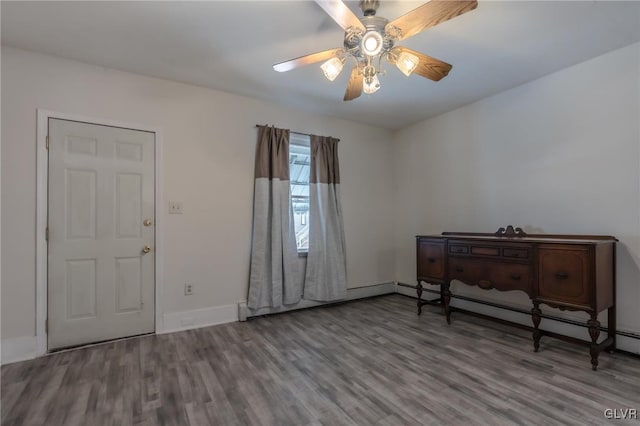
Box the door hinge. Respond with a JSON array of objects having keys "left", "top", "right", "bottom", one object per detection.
[
  {"left": 46, "top": 227, "right": 49, "bottom": 241},
  {"left": 46, "top": 136, "right": 49, "bottom": 150},
  {"left": 45, "top": 319, "right": 48, "bottom": 333}
]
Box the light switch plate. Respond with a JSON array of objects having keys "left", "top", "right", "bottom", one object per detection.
[{"left": 168, "top": 201, "right": 183, "bottom": 214}]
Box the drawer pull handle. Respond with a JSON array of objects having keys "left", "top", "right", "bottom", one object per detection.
[
  {"left": 427, "top": 258, "right": 436, "bottom": 263},
  {"left": 555, "top": 272, "right": 569, "bottom": 280},
  {"left": 478, "top": 280, "right": 493, "bottom": 290},
  {"left": 454, "top": 248, "right": 464, "bottom": 253},
  {"left": 455, "top": 267, "right": 464, "bottom": 272},
  {"left": 510, "top": 274, "right": 521, "bottom": 280}
]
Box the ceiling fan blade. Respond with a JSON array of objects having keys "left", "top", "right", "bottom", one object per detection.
[
  {"left": 314, "top": 0, "right": 365, "bottom": 32},
  {"left": 273, "top": 48, "right": 344, "bottom": 73},
  {"left": 386, "top": 0, "right": 477, "bottom": 41},
  {"left": 343, "top": 65, "right": 363, "bottom": 101},
  {"left": 389, "top": 47, "right": 452, "bottom": 81}
]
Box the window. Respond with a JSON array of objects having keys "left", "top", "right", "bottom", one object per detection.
[{"left": 289, "top": 133, "right": 310, "bottom": 252}]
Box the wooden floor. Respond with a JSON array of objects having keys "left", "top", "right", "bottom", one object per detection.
[{"left": 2, "top": 295, "right": 639, "bottom": 426}]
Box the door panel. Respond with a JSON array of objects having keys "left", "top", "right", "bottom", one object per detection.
[
  {"left": 66, "top": 135, "right": 97, "bottom": 156},
  {"left": 48, "top": 118, "right": 155, "bottom": 350},
  {"left": 116, "top": 141, "right": 143, "bottom": 162},
  {"left": 115, "top": 257, "right": 143, "bottom": 313},
  {"left": 115, "top": 173, "right": 143, "bottom": 239},
  {"left": 65, "top": 169, "right": 97, "bottom": 240},
  {"left": 65, "top": 259, "right": 97, "bottom": 319}
]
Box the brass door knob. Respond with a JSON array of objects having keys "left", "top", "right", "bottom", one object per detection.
[
  {"left": 143, "top": 219, "right": 153, "bottom": 227},
  {"left": 142, "top": 245, "right": 152, "bottom": 254}
]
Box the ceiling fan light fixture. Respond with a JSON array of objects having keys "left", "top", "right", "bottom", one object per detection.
[
  {"left": 396, "top": 51, "right": 419, "bottom": 77},
  {"left": 363, "top": 74, "right": 381, "bottom": 94},
  {"left": 272, "top": 0, "right": 477, "bottom": 101},
  {"left": 321, "top": 57, "right": 345, "bottom": 81},
  {"left": 361, "top": 31, "right": 384, "bottom": 56}
]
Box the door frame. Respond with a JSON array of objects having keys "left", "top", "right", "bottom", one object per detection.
[{"left": 36, "top": 109, "right": 165, "bottom": 355}]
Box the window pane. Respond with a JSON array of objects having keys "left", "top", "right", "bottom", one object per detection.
[{"left": 290, "top": 135, "right": 310, "bottom": 252}]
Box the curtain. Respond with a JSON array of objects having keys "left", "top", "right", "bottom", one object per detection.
[
  {"left": 247, "top": 126, "right": 301, "bottom": 309},
  {"left": 304, "top": 135, "right": 347, "bottom": 301}
]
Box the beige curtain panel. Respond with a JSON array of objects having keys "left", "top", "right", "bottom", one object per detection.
[
  {"left": 304, "top": 135, "right": 347, "bottom": 301},
  {"left": 247, "top": 126, "right": 301, "bottom": 309}
]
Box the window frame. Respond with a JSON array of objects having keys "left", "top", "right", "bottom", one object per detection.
[{"left": 289, "top": 133, "right": 311, "bottom": 255}]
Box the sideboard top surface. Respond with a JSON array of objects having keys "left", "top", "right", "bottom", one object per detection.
[{"left": 416, "top": 233, "right": 617, "bottom": 245}]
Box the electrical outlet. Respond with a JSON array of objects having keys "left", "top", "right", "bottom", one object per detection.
[
  {"left": 168, "top": 201, "right": 183, "bottom": 214},
  {"left": 184, "top": 283, "right": 193, "bottom": 296}
]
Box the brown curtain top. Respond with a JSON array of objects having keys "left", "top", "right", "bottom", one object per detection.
[
  {"left": 310, "top": 135, "right": 341, "bottom": 184},
  {"left": 254, "top": 126, "right": 290, "bottom": 180}
]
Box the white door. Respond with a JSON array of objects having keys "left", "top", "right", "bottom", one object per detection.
[{"left": 48, "top": 118, "right": 155, "bottom": 350}]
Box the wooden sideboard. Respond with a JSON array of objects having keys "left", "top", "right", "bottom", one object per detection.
[{"left": 416, "top": 226, "right": 617, "bottom": 370}]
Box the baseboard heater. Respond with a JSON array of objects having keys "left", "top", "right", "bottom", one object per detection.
[
  {"left": 397, "top": 282, "right": 640, "bottom": 341},
  {"left": 238, "top": 282, "right": 396, "bottom": 321}
]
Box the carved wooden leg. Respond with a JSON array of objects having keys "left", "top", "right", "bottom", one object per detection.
[
  {"left": 531, "top": 302, "right": 542, "bottom": 353},
  {"left": 588, "top": 314, "right": 601, "bottom": 371},
  {"left": 443, "top": 282, "right": 451, "bottom": 325},
  {"left": 416, "top": 281, "right": 423, "bottom": 315}
]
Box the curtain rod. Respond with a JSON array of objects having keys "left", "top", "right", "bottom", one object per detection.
[{"left": 255, "top": 124, "right": 340, "bottom": 142}]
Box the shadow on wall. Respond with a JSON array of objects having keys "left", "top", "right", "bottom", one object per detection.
[
  {"left": 615, "top": 243, "right": 640, "bottom": 330},
  {"left": 522, "top": 225, "right": 546, "bottom": 234},
  {"left": 376, "top": 247, "right": 395, "bottom": 284}
]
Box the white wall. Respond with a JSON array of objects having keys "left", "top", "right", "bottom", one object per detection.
[
  {"left": 394, "top": 42, "right": 640, "bottom": 350},
  {"left": 1, "top": 47, "right": 396, "bottom": 344}
]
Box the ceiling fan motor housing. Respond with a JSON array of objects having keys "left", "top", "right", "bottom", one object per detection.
[
  {"left": 359, "top": 0, "right": 380, "bottom": 16},
  {"left": 344, "top": 15, "right": 393, "bottom": 61},
  {"left": 362, "top": 15, "right": 387, "bottom": 33}
]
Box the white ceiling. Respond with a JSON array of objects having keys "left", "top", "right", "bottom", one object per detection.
[{"left": 2, "top": 1, "right": 640, "bottom": 130}]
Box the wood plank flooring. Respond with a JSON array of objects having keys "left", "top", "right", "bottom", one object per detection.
[{"left": 2, "top": 295, "right": 639, "bottom": 425}]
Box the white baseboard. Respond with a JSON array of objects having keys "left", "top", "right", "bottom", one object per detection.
[
  {"left": 161, "top": 304, "right": 239, "bottom": 334},
  {"left": 1, "top": 336, "right": 39, "bottom": 365},
  {"left": 395, "top": 285, "right": 640, "bottom": 355},
  {"left": 617, "top": 334, "right": 640, "bottom": 355},
  {"left": 238, "top": 282, "right": 396, "bottom": 321}
]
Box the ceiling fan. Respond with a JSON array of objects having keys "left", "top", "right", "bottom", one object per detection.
[{"left": 273, "top": 0, "right": 478, "bottom": 101}]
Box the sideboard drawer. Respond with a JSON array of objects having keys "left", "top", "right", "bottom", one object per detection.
[
  {"left": 502, "top": 248, "right": 529, "bottom": 260},
  {"left": 471, "top": 246, "right": 500, "bottom": 256},
  {"left": 417, "top": 240, "right": 445, "bottom": 280},
  {"left": 448, "top": 241, "right": 531, "bottom": 260},
  {"left": 538, "top": 245, "right": 591, "bottom": 307},
  {"left": 449, "top": 244, "right": 469, "bottom": 255},
  {"left": 449, "top": 259, "right": 532, "bottom": 295}
]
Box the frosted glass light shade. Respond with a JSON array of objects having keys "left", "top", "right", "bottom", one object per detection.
[
  {"left": 363, "top": 74, "right": 380, "bottom": 94},
  {"left": 396, "top": 51, "right": 419, "bottom": 77},
  {"left": 321, "top": 57, "right": 345, "bottom": 81},
  {"left": 361, "top": 31, "right": 383, "bottom": 56}
]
